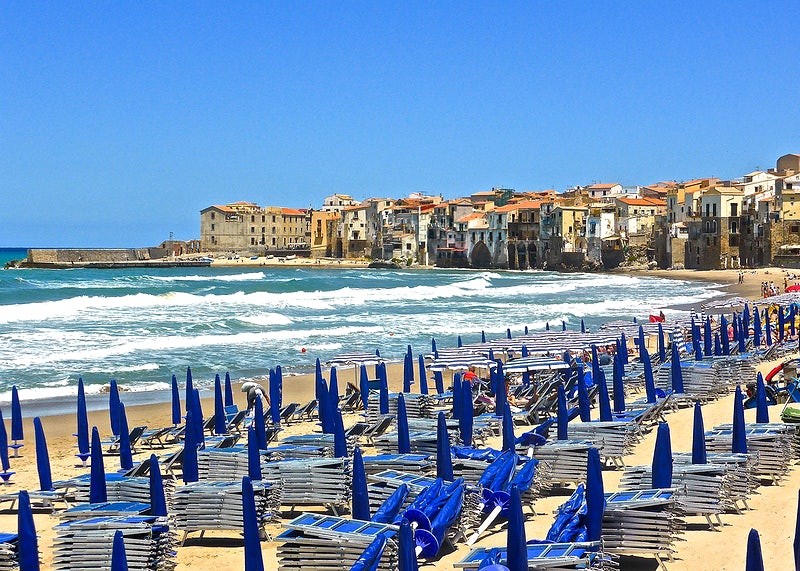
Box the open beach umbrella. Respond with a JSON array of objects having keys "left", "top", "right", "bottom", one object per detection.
[
  {"left": 247, "top": 427, "right": 262, "bottom": 481},
  {"left": 76, "top": 378, "right": 89, "bottom": 456},
  {"left": 111, "top": 530, "right": 128, "bottom": 571},
  {"left": 359, "top": 365, "right": 370, "bottom": 410},
  {"left": 398, "top": 519, "right": 419, "bottom": 571},
  {"left": 732, "top": 386, "right": 747, "bottom": 455},
  {"left": 586, "top": 447, "right": 604, "bottom": 542},
  {"left": 378, "top": 363, "right": 389, "bottom": 415},
  {"left": 0, "top": 411, "right": 10, "bottom": 474},
  {"left": 651, "top": 423, "right": 672, "bottom": 489},
  {"left": 271, "top": 366, "right": 284, "bottom": 425},
  {"left": 333, "top": 409, "right": 348, "bottom": 458},
  {"left": 433, "top": 370, "right": 444, "bottom": 395},
  {"left": 459, "top": 379, "right": 473, "bottom": 447},
  {"left": 90, "top": 427, "right": 107, "bottom": 503},
  {"left": 502, "top": 403, "right": 515, "bottom": 451},
  {"left": 418, "top": 355, "right": 429, "bottom": 395},
  {"left": 214, "top": 374, "right": 226, "bottom": 435},
  {"left": 397, "top": 393, "right": 411, "bottom": 454},
  {"left": 254, "top": 395, "right": 267, "bottom": 448},
  {"left": 242, "top": 476, "right": 265, "bottom": 571},
  {"left": 657, "top": 322, "right": 666, "bottom": 362},
  {"left": 557, "top": 384, "right": 568, "bottom": 441},
  {"left": 755, "top": 372, "right": 769, "bottom": 424},
  {"left": 33, "top": 418, "right": 52, "bottom": 492},
  {"left": 597, "top": 369, "right": 612, "bottom": 422},
  {"left": 117, "top": 403, "right": 133, "bottom": 471},
  {"left": 224, "top": 372, "right": 234, "bottom": 408},
  {"left": 704, "top": 317, "right": 713, "bottom": 356},
  {"left": 329, "top": 366, "right": 340, "bottom": 412},
  {"left": 671, "top": 343, "right": 685, "bottom": 394},
  {"left": 18, "top": 490, "right": 39, "bottom": 571},
  {"left": 753, "top": 306, "right": 762, "bottom": 347},
  {"left": 10, "top": 387, "right": 22, "bottom": 445},
  {"left": 170, "top": 375, "right": 181, "bottom": 426},
  {"left": 436, "top": 412, "right": 453, "bottom": 481},
  {"left": 350, "top": 534, "right": 387, "bottom": 571},
  {"left": 612, "top": 353, "right": 625, "bottom": 413},
  {"left": 182, "top": 410, "right": 199, "bottom": 484},
  {"left": 352, "top": 446, "right": 370, "bottom": 520},
  {"left": 746, "top": 528, "right": 764, "bottom": 571},
  {"left": 109, "top": 380, "right": 122, "bottom": 437},
  {"left": 149, "top": 453, "right": 167, "bottom": 517},
  {"left": 506, "top": 485, "right": 526, "bottom": 571},
  {"left": 692, "top": 402, "right": 707, "bottom": 465},
  {"left": 185, "top": 366, "right": 193, "bottom": 415},
  {"left": 577, "top": 372, "right": 591, "bottom": 422}
]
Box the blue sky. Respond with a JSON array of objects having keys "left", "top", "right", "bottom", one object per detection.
[{"left": 2, "top": 2, "right": 799, "bottom": 247}]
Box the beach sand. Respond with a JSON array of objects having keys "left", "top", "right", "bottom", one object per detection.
[{"left": 3, "top": 267, "right": 798, "bottom": 570}]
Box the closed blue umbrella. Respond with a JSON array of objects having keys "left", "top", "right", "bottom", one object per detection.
[
  {"left": 17, "top": 490, "right": 39, "bottom": 571},
  {"left": 318, "top": 379, "right": 331, "bottom": 434},
  {"left": 743, "top": 303, "right": 751, "bottom": 335},
  {"left": 452, "top": 374, "right": 462, "bottom": 420},
  {"left": 0, "top": 410, "right": 10, "bottom": 474},
  {"left": 494, "top": 369, "right": 507, "bottom": 417},
  {"left": 691, "top": 402, "right": 707, "bottom": 465},
  {"left": 242, "top": 476, "right": 265, "bottom": 571},
  {"left": 33, "top": 418, "right": 51, "bottom": 492},
  {"left": 557, "top": 384, "right": 568, "bottom": 440},
  {"left": 182, "top": 410, "right": 199, "bottom": 484},
  {"left": 521, "top": 345, "right": 528, "bottom": 358},
  {"left": 459, "top": 379, "right": 473, "bottom": 447},
  {"left": 671, "top": 343, "right": 684, "bottom": 394},
  {"left": 170, "top": 375, "right": 181, "bottom": 426},
  {"left": 398, "top": 519, "right": 419, "bottom": 571},
  {"left": 745, "top": 528, "right": 764, "bottom": 571},
  {"left": 508, "top": 327, "right": 513, "bottom": 338},
  {"left": 755, "top": 372, "right": 769, "bottom": 424},
  {"left": 247, "top": 426, "right": 262, "bottom": 481},
  {"left": 352, "top": 447, "right": 370, "bottom": 520},
  {"left": 794, "top": 489, "right": 800, "bottom": 571},
  {"left": 577, "top": 373, "right": 591, "bottom": 422},
  {"left": 502, "top": 403, "right": 515, "bottom": 451},
  {"left": 397, "top": 393, "right": 411, "bottom": 454},
  {"left": 457, "top": 335, "right": 463, "bottom": 348},
  {"left": 90, "top": 427, "right": 107, "bottom": 502},
  {"left": 597, "top": 369, "right": 612, "bottom": 422},
  {"left": 481, "top": 330, "right": 487, "bottom": 343},
  {"left": 732, "top": 386, "right": 747, "bottom": 454},
  {"left": 704, "top": 317, "right": 713, "bottom": 356},
  {"left": 791, "top": 306, "right": 797, "bottom": 338},
  {"left": 76, "top": 378, "right": 89, "bottom": 456},
  {"left": 506, "top": 485, "right": 526, "bottom": 571},
  {"left": 436, "top": 412, "right": 453, "bottom": 481},
  {"left": 738, "top": 316, "right": 747, "bottom": 353},
  {"left": 431, "top": 337, "right": 437, "bottom": 355},
  {"left": 590, "top": 345, "right": 601, "bottom": 386},
  {"left": 433, "top": 370, "right": 445, "bottom": 395},
  {"left": 118, "top": 403, "right": 133, "bottom": 471},
  {"left": 619, "top": 332, "right": 629, "bottom": 365},
  {"left": 765, "top": 313, "right": 773, "bottom": 346},
  {"left": 329, "top": 367, "right": 340, "bottom": 412},
  {"left": 349, "top": 534, "right": 387, "bottom": 571},
  {"left": 657, "top": 322, "right": 666, "bottom": 362},
  {"left": 585, "top": 447, "right": 604, "bottom": 542},
  {"left": 149, "top": 453, "right": 167, "bottom": 517},
  {"left": 779, "top": 306, "right": 786, "bottom": 342},
  {"left": 720, "top": 315, "right": 730, "bottom": 355},
  {"left": 224, "top": 372, "right": 234, "bottom": 408},
  {"left": 418, "top": 355, "right": 429, "bottom": 395},
  {"left": 214, "top": 375, "right": 226, "bottom": 435},
  {"left": 109, "top": 380, "right": 121, "bottom": 436},
  {"left": 254, "top": 395, "right": 267, "bottom": 448},
  {"left": 272, "top": 366, "right": 284, "bottom": 425},
  {"left": 753, "top": 306, "right": 762, "bottom": 347},
  {"left": 612, "top": 353, "right": 625, "bottom": 413},
  {"left": 581, "top": 319, "right": 586, "bottom": 333},
  {"left": 403, "top": 352, "right": 413, "bottom": 393},
  {"left": 185, "top": 366, "right": 193, "bottom": 415},
  {"left": 562, "top": 320, "right": 566, "bottom": 331},
  {"left": 315, "top": 358, "right": 323, "bottom": 403},
  {"left": 333, "top": 409, "right": 348, "bottom": 458},
  {"left": 414, "top": 479, "right": 465, "bottom": 558},
  {"left": 642, "top": 346, "right": 656, "bottom": 404},
  {"left": 111, "top": 530, "right": 128, "bottom": 571},
  {"left": 545, "top": 322, "right": 549, "bottom": 331},
  {"left": 651, "top": 423, "right": 672, "bottom": 489},
  {"left": 378, "top": 363, "right": 389, "bottom": 415},
  {"left": 359, "top": 365, "right": 370, "bottom": 410},
  {"left": 190, "top": 388, "right": 205, "bottom": 448},
  {"left": 10, "top": 386, "right": 22, "bottom": 445},
  {"left": 372, "top": 483, "right": 409, "bottom": 524},
  {"left": 692, "top": 323, "right": 703, "bottom": 361},
  {"left": 713, "top": 332, "right": 721, "bottom": 356}
]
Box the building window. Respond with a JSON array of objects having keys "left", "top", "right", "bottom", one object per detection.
[
  {"left": 251, "top": 215, "right": 255, "bottom": 222},
  {"left": 791, "top": 226, "right": 800, "bottom": 234},
  {"left": 712, "top": 203, "right": 717, "bottom": 217},
  {"left": 210, "top": 212, "right": 215, "bottom": 220},
  {"left": 272, "top": 237, "right": 276, "bottom": 245},
  {"left": 251, "top": 237, "right": 255, "bottom": 245},
  {"left": 251, "top": 227, "right": 255, "bottom": 233},
  {"left": 272, "top": 216, "right": 276, "bottom": 223},
  {"left": 261, "top": 227, "right": 265, "bottom": 233},
  {"left": 211, "top": 223, "right": 215, "bottom": 231},
  {"left": 730, "top": 203, "right": 738, "bottom": 217}
]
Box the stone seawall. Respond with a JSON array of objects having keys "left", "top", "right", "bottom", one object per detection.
[{"left": 24, "top": 248, "right": 209, "bottom": 268}]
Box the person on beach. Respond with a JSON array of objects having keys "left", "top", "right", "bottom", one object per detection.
[
  {"left": 241, "top": 382, "right": 269, "bottom": 413},
  {"left": 463, "top": 366, "right": 478, "bottom": 384}
]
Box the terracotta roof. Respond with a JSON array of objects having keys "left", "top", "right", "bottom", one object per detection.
[
  {"left": 281, "top": 208, "right": 305, "bottom": 216},
  {"left": 342, "top": 204, "right": 368, "bottom": 212},
  {"left": 617, "top": 197, "right": 666, "bottom": 207},
  {"left": 456, "top": 212, "right": 486, "bottom": 223},
  {"left": 471, "top": 191, "right": 496, "bottom": 196},
  {"left": 586, "top": 183, "right": 621, "bottom": 190}
]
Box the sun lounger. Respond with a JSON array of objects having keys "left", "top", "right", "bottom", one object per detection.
[
  {"left": 138, "top": 426, "right": 173, "bottom": 449},
  {"left": 102, "top": 426, "right": 147, "bottom": 455},
  {"left": 455, "top": 541, "right": 604, "bottom": 570},
  {"left": 260, "top": 457, "right": 350, "bottom": 514}
]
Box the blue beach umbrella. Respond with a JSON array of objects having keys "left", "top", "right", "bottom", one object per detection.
[
  {"left": 118, "top": 403, "right": 133, "bottom": 471},
  {"left": 329, "top": 366, "right": 340, "bottom": 412},
  {"left": 254, "top": 395, "right": 267, "bottom": 447},
  {"left": 562, "top": 320, "right": 566, "bottom": 331},
  {"left": 692, "top": 324, "right": 704, "bottom": 361},
  {"left": 170, "top": 375, "right": 181, "bottom": 426},
  {"left": 436, "top": 412, "right": 453, "bottom": 481},
  {"left": 794, "top": 489, "right": 800, "bottom": 571},
  {"left": 738, "top": 316, "right": 746, "bottom": 353},
  {"left": 586, "top": 447, "right": 604, "bottom": 542},
  {"left": 76, "top": 378, "right": 89, "bottom": 456},
  {"left": 577, "top": 373, "right": 591, "bottom": 422},
  {"left": 753, "top": 306, "right": 762, "bottom": 347},
  {"left": 732, "top": 386, "right": 747, "bottom": 454},
  {"left": 224, "top": 372, "right": 234, "bottom": 408},
  {"left": 720, "top": 315, "right": 730, "bottom": 355},
  {"left": 403, "top": 352, "right": 413, "bottom": 393},
  {"left": 431, "top": 337, "right": 437, "bottom": 355},
  {"left": 185, "top": 366, "right": 193, "bottom": 415},
  {"left": 149, "top": 453, "right": 167, "bottom": 517},
  {"left": 457, "top": 335, "right": 463, "bottom": 348},
  {"left": 214, "top": 375, "right": 226, "bottom": 435},
  {"left": 459, "top": 379, "right": 473, "bottom": 447},
  {"left": 581, "top": 318, "right": 586, "bottom": 333},
  {"left": 317, "top": 379, "right": 330, "bottom": 434},
  {"left": 502, "top": 403, "right": 515, "bottom": 451},
  {"left": 90, "top": 427, "right": 107, "bottom": 503},
  {"left": 398, "top": 519, "right": 419, "bottom": 571},
  {"left": 352, "top": 447, "right": 370, "bottom": 520},
  {"left": 545, "top": 322, "right": 549, "bottom": 331},
  {"left": 791, "top": 306, "right": 797, "bottom": 338},
  {"left": 0, "top": 411, "right": 10, "bottom": 474},
  {"left": 508, "top": 327, "right": 513, "bottom": 338},
  {"left": 557, "top": 384, "right": 568, "bottom": 440},
  {"left": 743, "top": 303, "right": 751, "bottom": 335},
  {"left": 33, "top": 418, "right": 52, "bottom": 492},
  {"left": 481, "top": 330, "right": 487, "bottom": 343},
  {"left": 745, "top": 528, "right": 765, "bottom": 571},
  {"left": 359, "top": 365, "right": 370, "bottom": 411},
  {"left": 378, "top": 363, "right": 389, "bottom": 415},
  {"left": 755, "top": 372, "right": 769, "bottom": 424},
  {"left": 413, "top": 479, "right": 465, "bottom": 558},
  {"left": 433, "top": 370, "right": 444, "bottom": 395},
  {"left": 713, "top": 333, "right": 721, "bottom": 356},
  {"left": 657, "top": 322, "right": 666, "bottom": 362},
  {"left": 765, "top": 313, "right": 773, "bottom": 346},
  {"left": 182, "top": 411, "right": 199, "bottom": 484},
  {"left": 671, "top": 343, "right": 684, "bottom": 394},
  {"left": 704, "top": 317, "right": 713, "bottom": 356},
  {"left": 111, "top": 530, "right": 128, "bottom": 571},
  {"left": 397, "top": 393, "right": 411, "bottom": 454},
  {"left": 242, "top": 476, "right": 265, "bottom": 571},
  {"left": 521, "top": 345, "right": 528, "bottom": 358},
  {"left": 612, "top": 353, "right": 625, "bottom": 413},
  {"left": 619, "top": 332, "right": 629, "bottom": 365},
  {"left": 247, "top": 427, "right": 262, "bottom": 481},
  {"left": 506, "top": 486, "right": 526, "bottom": 571},
  {"left": 452, "top": 374, "right": 462, "bottom": 420},
  {"left": 779, "top": 306, "right": 786, "bottom": 342},
  {"left": 190, "top": 388, "right": 204, "bottom": 448},
  {"left": 597, "top": 369, "right": 612, "bottom": 422},
  {"left": 641, "top": 346, "right": 656, "bottom": 404},
  {"left": 524, "top": 326, "right": 529, "bottom": 334},
  {"left": 418, "top": 355, "right": 429, "bottom": 395},
  {"left": 315, "top": 358, "right": 323, "bottom": 403},
  {"left": 271, "top": 366, "right": 284, "bottom": 425},
  {"left": 108, "top": 380, "right": 121, "bottom": 437},
  {"left": 18, "top": 490, "right": 39, "bottom": 571},
  {"left": 372, "top": 483, "right": 409, "bottom": 524},
  {"left": 651, "top": 423, "right": 672, "bottom": 489},
  {"left": 350, "top": 534, "right": 387, "bottom": 571},
  {"left": 692, "top": 402, "right": 707, "bottom": 465},
  {"left": 590, "top": 345, "right": 601, "bottom": 385},
  {"left": 333, "top": 409, "right": 348, "bottom": 458},
  {"left": 494, "top": 369, "right": 507, "bottom": 417}
]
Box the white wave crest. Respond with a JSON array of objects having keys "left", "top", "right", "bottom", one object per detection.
[
  {"left": 149, "top": 272, "right": 267, "bottom": 283},
  {"left": 237, "top": 313, "right": 295, "bottom": 327}
]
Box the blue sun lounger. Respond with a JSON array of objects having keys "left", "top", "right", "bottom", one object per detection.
[{"left": 455, "top": 541, "right": 604, "bottom": 569}]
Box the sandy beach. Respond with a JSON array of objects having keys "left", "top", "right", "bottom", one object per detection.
[{"left": 2, "top": 267, "right": 798, "bottom": 570}]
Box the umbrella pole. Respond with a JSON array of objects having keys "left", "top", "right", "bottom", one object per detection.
[{"left": 465, "top": 504, "right": 504, "bottom": 546}]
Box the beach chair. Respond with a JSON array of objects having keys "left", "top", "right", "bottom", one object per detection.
[
  {"left": 103, "top": 426, "right": 147, "bottom": 455},
  {"left": 364, "top": 415, "right": 395, "bottom": 445},
  {"left": 276, "top": 403, "right": 300, "bottom": 425},
  {"left": 340, "top": 391, "right": 363, "bottom": 413},
  {"left": 225, "top": 409, "right": 248, "bottom": 434},
  {"left": 139, "top": 426, "right": 173, "bottom": 449},
  {"left": 291, "top": 399, "right": 318, "bottom": 423},
  {"left": 455, "top": 541, "right": 604, "bottom": 570}
]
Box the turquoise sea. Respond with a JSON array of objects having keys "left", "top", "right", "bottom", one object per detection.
[{"left": 0, "top": 247, "right": 723, "bottom": 410}]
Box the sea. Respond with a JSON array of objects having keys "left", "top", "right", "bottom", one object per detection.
[{"left": 0, "top": 247, "right": 724, "bottom": 415}]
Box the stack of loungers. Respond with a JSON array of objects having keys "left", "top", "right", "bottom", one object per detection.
[
  {"left": 528, "top": 440, "right": 592, "bottom": 485},
  {"left": 672, "top": 452, "right": 756, "bottom": 513},
  {"left": 373, "top": 430, "right": 439, "bottom": 455},
  {"left": 362, "top": 454, "right": 434, "bottom": 476},
  {"left": 65, "top": 474, "right": 174, "bottom": 506},
  {"left": 0, "top": 533, "right": 17, "bottom": 570},
  {"left": 365, "top": 393, "right": 434, "bottom": 422},
  {"left": 567, "top": 422, "right": 641, "bottom": 467},
  {"left": 706, "top": 423, "right": 797, "bottom": 484},
  {"left": 261, "top": 457, "right": 350, "bottom": 513},
  {"left": 454, "top": 541, "right": 605, "bottom": 570}
]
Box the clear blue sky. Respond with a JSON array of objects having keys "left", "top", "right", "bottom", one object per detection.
[{"left": 2, "top": 2, "right": 799, "bottom": 247}]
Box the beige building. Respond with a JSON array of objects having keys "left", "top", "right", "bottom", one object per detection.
[{"left": 200, "top": 202, "right": 309, "bottom": 253}]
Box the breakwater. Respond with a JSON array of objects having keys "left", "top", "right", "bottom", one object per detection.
[{"left": 23, "top": 249, "right": 210, "bottom": 269}]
